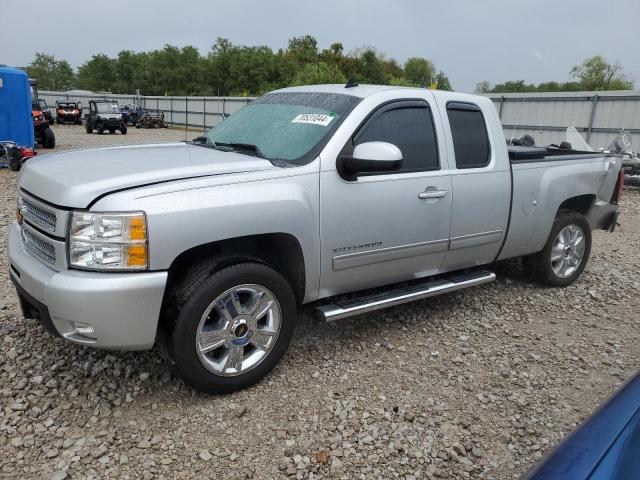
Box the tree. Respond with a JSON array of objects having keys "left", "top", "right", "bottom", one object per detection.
[
  {"left": 114, "top": 50, "right": 144, "bottom": 94},
  {"left": 358, "top": 49, "right": 387, "bottom": 84},
  {"left": 474, "top": 81, "right": 492, "bottom": 94},
  {"left": 382, "top": 58, "right": 403, "bottom": 80},
  {"left": 403, "top": 57, "right": 436, "bottom": 87},
  {"left": 319, "top": 42, "right": 344, "bottom": 71},
  {"left": 45, "top": 36, "right": 453, "bottom": 96},
  {"left": 291, "top": 62, "right": 346, "bottom": 86},
  {"left": 25, "top": 52, "right": 75, "bottom": 91},
  {"left": 278, "top": 35, "right": 320, "bottom": 85},
  {"left": 286, "top": 35, "right": 319, "bottom": 65},
  {"left": 490, "top": 80, "right": 537, "bottom": 93},
  {"left": 435, "top": 71, "right": 452, "bottom": 91},
  {"left": 76, "top": 54, "right": 117, "bottom": 91},
  {"left": 570, "top": 55, "right": 633, "bottom": 91}
]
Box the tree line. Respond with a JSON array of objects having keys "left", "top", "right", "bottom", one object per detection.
[
  {"left": 475, "top": 55, "right": 634, "bottom": 94},
  {"left": 23, "top": 36, "right": 451, "bottom": 96},
  {"left": 23, "top": 40, "right": 633, "bottom": 96}
]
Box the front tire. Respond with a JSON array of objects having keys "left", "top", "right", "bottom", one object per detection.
[
  {"left": 120, "top": 124, "right": 128, "bottom": 135},
  {"left": 528, "top": 212, "right": 591, "bottom": 287},
  {"left": 167, "top": 261, "right": 296, "bottom": 394}
]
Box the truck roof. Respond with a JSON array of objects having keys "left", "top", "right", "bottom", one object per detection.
[
  {"left": 274, "top": 84, "right": 402, "bottom": 98},
  {"left": 273, "top": 84, "right": 485, "bottom": 104}
]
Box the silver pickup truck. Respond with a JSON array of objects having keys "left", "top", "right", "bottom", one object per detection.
[{"left": 9, "top": 85, "right": 623, "bottom": 393}]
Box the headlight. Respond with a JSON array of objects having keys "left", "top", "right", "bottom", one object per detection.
[{"left": 69, "top": 211, "right": 148, "bottom": 271}]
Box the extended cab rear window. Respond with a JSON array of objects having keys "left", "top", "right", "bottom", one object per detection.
[{"left": 447, "top": 102, "right": 491, "bottom": 169}]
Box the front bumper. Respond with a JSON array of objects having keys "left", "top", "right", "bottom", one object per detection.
[
  {"left": 8, "top": 223, "right": 167, "bottom": 350},
  {"left": 99, "top": 118, "right": 122, "bottom": 127}
]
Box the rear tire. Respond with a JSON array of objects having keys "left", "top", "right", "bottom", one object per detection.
[
  {"left": 85, "top": 122, "right": 92, "bottom": 133},
  {"left": 527, "top": 212, "right": 591, "bottom": 287},
  {"left": 97, "top": 123, "right": 104, "bottom": 135},
  {"left": 9, "top": 157, "right": 21, "bottom": 171},
  {"left": 42, "top": 127, "right": 55, "bottom": 149},
  {"left": 166, "top": 260, "right": 296, "bottom": 394}
]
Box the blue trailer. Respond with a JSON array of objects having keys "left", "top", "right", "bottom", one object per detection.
[{"left": 0, "top": 66, "right": 35, "bottom": 148}]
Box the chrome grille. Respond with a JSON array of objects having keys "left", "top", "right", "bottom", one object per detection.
[
  {"left": 22, "top": 228, "right": 56, "bottom": 265},
  {"left": 20, "top": 197, "right": 57, "bottom": 233}
]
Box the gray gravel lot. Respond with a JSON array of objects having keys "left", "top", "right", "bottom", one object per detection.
[{"left": 1, "top": 124, "right": 639, "bottom": 479}]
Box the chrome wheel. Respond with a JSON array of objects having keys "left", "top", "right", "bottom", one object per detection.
[
  {"left": 550, "top": 224, "right": 585, "bottom": 278},
  {"left": 195, "top": 284, "right": 281, "bottom": 377}
]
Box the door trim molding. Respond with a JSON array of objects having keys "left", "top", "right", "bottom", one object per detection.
[
  {"left": 332, "top": 238, "right": 449, "bottom": 271},
  {"left": 449, "top": 230, "right": 503, "bottom": 250}
]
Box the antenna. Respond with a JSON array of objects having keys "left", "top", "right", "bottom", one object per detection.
[{"left": 345, "top": 78, "right": 358, "bottom": 89}]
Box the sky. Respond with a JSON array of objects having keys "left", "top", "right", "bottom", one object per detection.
[{"left": 2, "top": 0, "right": 639, "bottom": 93}]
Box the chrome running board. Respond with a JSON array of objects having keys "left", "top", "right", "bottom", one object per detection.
[{"left": 315, "top": 270, "right": 496, "bottom": 322}]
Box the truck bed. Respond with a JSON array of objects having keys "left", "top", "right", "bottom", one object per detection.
[
  {"left": 498, "top": 150, "right": 622, "bottom": 261},
  {"left": 508, "top": 145, "right": 610, "bottom": 162}
]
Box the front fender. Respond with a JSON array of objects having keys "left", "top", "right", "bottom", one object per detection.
[{"left": 91, "top": 164, "right": 321, "bottom": 302}]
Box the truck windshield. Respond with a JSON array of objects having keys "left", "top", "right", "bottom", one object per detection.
[
  {"left": 203, "top": 92, "right": 361, "bottom": 165},
  {"left": 96, "top": 102, "right": 120, "bottom": 113}
]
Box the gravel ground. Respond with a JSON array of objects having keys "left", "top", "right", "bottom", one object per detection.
[{"left": 1, "top": 124, "right": 639, "bottom": 479}]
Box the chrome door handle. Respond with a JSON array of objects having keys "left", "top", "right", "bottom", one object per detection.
[{"left": 418, "top": 189, "right": 448, "bottom": 199}]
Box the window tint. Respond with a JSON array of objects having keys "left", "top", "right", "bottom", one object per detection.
[
  {"left": 447, "top": 104, "right": 490, "bottom": 169},
  {"left": 355, "top": 105, "right": 439, "bottom": 172}
]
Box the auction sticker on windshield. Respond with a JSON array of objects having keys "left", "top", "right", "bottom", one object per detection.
[{"left": 292, "top": 113, "right": 336, "bottom": 126}]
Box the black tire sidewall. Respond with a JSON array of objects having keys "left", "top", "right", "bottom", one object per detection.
[
  {"left": 170, "top": 263, "right": 296, "bottom": 394},
  {"left": 43, "top": 128, "right": 55, "bottom": 148},
  {"left": 538, "top": 212, "right": 591, "bottom": 287}
]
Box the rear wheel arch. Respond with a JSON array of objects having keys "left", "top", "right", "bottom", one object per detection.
[{"left": 556, "top": 194, "right": 596, "bottom": 216}]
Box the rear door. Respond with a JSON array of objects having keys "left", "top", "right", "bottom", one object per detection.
[
  {"left": 436, "top": 98, "right": 511, "bottom": 271},
  {"left": 319, "top": 95, "right": 453, "bottom": 298}
]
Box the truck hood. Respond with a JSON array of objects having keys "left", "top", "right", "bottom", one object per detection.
[{"left": 19, "top": 142, "right": 275, "bottom": 208}]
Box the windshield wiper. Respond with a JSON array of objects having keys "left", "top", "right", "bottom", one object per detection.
[
  {"left": 213, "top": 142, "right": 265, "bottom": 158},
  {"left": 191, "top": 135, "right": 210, "bottom": 146}
]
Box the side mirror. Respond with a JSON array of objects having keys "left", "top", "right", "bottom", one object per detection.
[{"left": 340, "top": 141, "right": 403, "bottom": 176}]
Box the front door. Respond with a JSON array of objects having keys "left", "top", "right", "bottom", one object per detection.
[{"left": 319, "top": 98, "right": 453, "bottom": 298}]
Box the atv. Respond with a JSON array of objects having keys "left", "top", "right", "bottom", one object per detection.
[
  {"left": 39, "top": 99, "right": 54, "bottom": 126},
  {"left": 56, "top": 100, "right": 83, "bottom": 124},
  {"left": 29, "top": 79, "right": 55, "bottom": 148},
  {"left": 0, "top": 141, "right": 37, "bottom": 171},
  {"left": 85, "top": 100, "right": 127, "bottom": 135},
  {"left": 120, "top": 103, "right": 144, "bottom": 126}
]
